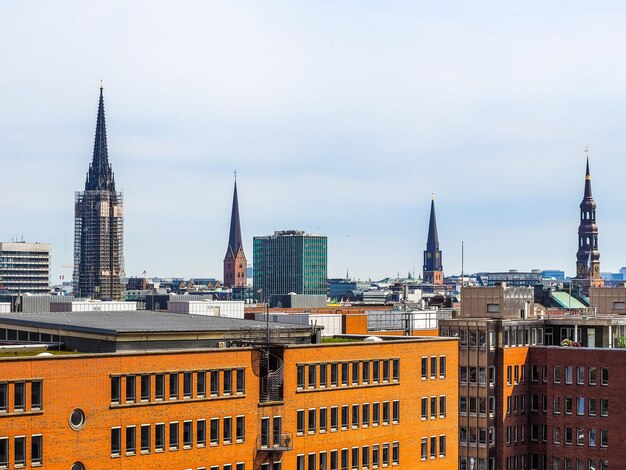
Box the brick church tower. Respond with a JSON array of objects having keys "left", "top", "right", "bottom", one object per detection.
[
  {"left": 223, "top": 177, "right": 247, "bottom": 287},
  {"left": 423, "top": 196, "right": 443, "bottom": 285}
]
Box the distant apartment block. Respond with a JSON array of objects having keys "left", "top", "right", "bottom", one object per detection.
[
  {"left": 253, "top": 230, "right": 327, "bottom": 301},
  {"left": 0, "top": 242, "right": 51, "bottom": 294}
]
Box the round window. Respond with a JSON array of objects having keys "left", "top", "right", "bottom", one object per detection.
[
  {"left": 70, "top": 463, "right": 85, "bottom": 470},
  {"left": 69, "top": 409, "right": 86, "bottom": 430}
]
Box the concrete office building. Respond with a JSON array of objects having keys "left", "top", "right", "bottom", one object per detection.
[
  {"left": 253, "top": 230, "right": 327, "bottom": 302},
  {"left": 0, "top": 242, "right": 51, "bottom": 294}
]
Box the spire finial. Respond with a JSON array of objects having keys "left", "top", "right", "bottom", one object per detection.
[
  {"left": 234, "top": 170, "right": 237, "bottom": 181},
  {"left": 100, "top": 79, "right": 103, "bottom": 90},
  {"left": 432, "top": 192, "right": 435, "bottom": 201},
  {"left": 585, "top": 147, "right": 591, "bottom": 180}
]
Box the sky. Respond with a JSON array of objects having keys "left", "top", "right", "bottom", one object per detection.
[{"left": 1, "top": 1, "right": 626, "bottom": 283}]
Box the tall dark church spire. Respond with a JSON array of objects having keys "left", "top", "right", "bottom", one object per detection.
[
  {"left": 85, "top": 85, "right": 115, "bottom": 191},
  {"left": 73, "top": 85, "right": 125, "bottom": 300},
  {"left": 224, "top": 174, "right": 247, "bottom": 288},
  {"left": 574, "top": 150, "right": 603, "bottom": 293},
  {"left": 423, "top": 195, "right": 443, "bottom": 285}
]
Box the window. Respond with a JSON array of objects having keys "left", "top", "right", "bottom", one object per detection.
[
  {"left": 373, "top": 361, "right": 380, "bottom": 383},
  {"left": 342, "top": 363, "right": 349, "bottom": 386},
  {"left": 393, "top": 400, "right": 400, "bottom": 423},
  {"left": 351, "top": 404, "right": 359, "bottom": 428},
  {"left": 126, "top": 426, "right": 136, "bottom": 455},
  {"left": 0, "top": 438, "right": 7, "bottom": 467},
  {"left": 223, "top": 417, "right": 232, "bottom": 444},
  {"left": 373, "top": 402, "right": 380, "bottom": 426},
  {"left": 383, "top": 360, "right": 390, "bottom": 382},
  {"left": 392, "top": 441, "right": 400, "bottom": 463},
  {"left": 565, "top": 366, "right": 573, "bottom": 384},
  {"left": 430, "top": 357, "right": 437, "bottom": 379},
  {"left": 600, "top": 429, "right": 608, "bottom": 447},
  {"left": 601, "top": 368, "right": 608, "bottom": 385},
  {"left": 224, "top": 370, "right": 232, "bottom": 395},
  {"left": 341, "top": 405, "right": 349, "bottom": 429},
  {"left": 439, "top": 435, "right": 446, "bottom": 457},
  {"left": 421, "top": 438, "right": 427, "bottom": 460},
  {"left": 111, "top": 428, "right": 121, "bottom": 455},
  {"left": 601, "top": 398, "right": 608, "bottom": 417},
  {"left": 320, "top": 452, "right": 327, "bottom": 470},
  {"left": 362, "top": 445, "right": 370, "bottom": 467},
  {"left": 362, "top": 361, "right": 370, "bottom": 383},
  {"left": 352, "top": 362, "right": 359, "bottom": 385},
  {"left": 532, "top": 365, "right": 539, "bottom": 382},
  {"left": 553, "top": 427, "right": 560, "bottom": 444},
  {"left": 421, "top": 357, "right": 428, "bottom": 379},
  {"left": 554, "top": 366, "right": 561, "bottom": 384},
  {"left": 183, "top": 372, "right": 192, "bottom": 398},
  {"left": 430, "top": 396, "right": 437, "bottom": 419},
  {"left": 297, "top": 410, "right": 305, "bottom": 435},
  {"left": 589, "top": 398, "right": 596, "bottom": 416},
  {"left": 0, "top": 383, "right": 7, "bottom": 412},
  {"left": 382, "top": 443, "right": 389, "bottom": 466},
  {"left": 210, "top": 370, "right": 219, "bottom": 396},
  {"left": 331, "top": 363, "right": 338, "bottom": 386},
  {"left": 430, "top": 436, "right": 436, "bottom": 458},
  {"left": 330, "top": 450, "right": 338, "bottom": 470},
  {"left": 507, "top": 366, "right": 512, "bottom": 385},
  {"left": 125, "top": 376, "right": 135, "bottom": 403},
  {"left": 197, "top": 420, "right": 206, "bottom": 447},
  {"left": 309, "top": 408, "right": 316, "bottom": 433},
  {"left": 577, "top": 397, "right": 584, "bottom": 415},
  {"left": 141, "top": 374, "right": 151, "bottom": 401},
  {"left": 588, "top": 428, "right": 596, "bottom": 447},
  {"left": 197, "top": 371, "right": 206, "bottom": 397},
  {"left": 236, "top": 416, "right": 245, "bottom": 442},
  {"left": 319, "top": 407, "right": 328, "bottom": 432},
  {"left": 565, "top": 397, "right": 572, "bottom": 414},
  {"left": 487, "top": 303, "right": 500, "bottom": 313},
  {"left": 297, "top": 365, "right": 305, "bottom": 389},
  {"left": 155, "top": 374, "right": 165, "bottom": 400},
  {"left": 383, "top": 401, "right": 390, "bottom": 424},
  {"left": 460, "top": 366, "right": 467, "bottom": 383},
  {"left": 14, "top": 436, "right": 25, "bottom": 466},
  {"left": 31, "top": 434, "right": 42, "bottom": 465},
  {"left": 155, "top": 423, "right": 165, "bottom": 451},
  {"left": 309, "top": 453, "right": 317, "bottom": 470},
  {"left": 589, "top": 367, "right": 596, "bottom": 385},
  {"left": 181, "top": 421, "right": 192, "bottom": 448},
  {"left": 308, "top": 364, "right": 317, "bottom": 388},
  {"left": 577, "top": 367, "right": 584, "bottom": 385},
  {"left": 372, "top": 444, "right": 379, "bottom": 467},
  {"left": 170, "top": 422, "right": 179, "bottom": 449},
  {"left": 565, "top": 427, "right": 572, "bottom": 445},
  {"left": 553, "top": 396, "right": 561, "bottom": 414},
  {"left": 320, "top": 364, "right": 327, "bottom": 388},
  {"left": 236, "top": 368, "right": 245, "bottom": 394},
  {"left": 362, "top": 403, "right": 370, "bottom": 427},
  {"left": 141, "top": 424, "right": 150, "bottom": 453},
  {"left": 31, "top": 381, "right": 42, "bottom": 410},
  {"left": 110, "top": 377, "right": 121, "bottom": 403},
  {"left": 169, "top": 373, "right": 179, "bottom": 399},
  {"left": 351, "top": 447, "right": 359, "bottom": 469},
  {"left": 393, "top": 358, "right": 400, "bottom": 381},
  {"left": 331, "top": 406, "right": 338, "bottom": 431},
  {"left": 209, "top": 418, "right": 219, "bottom": 445}
]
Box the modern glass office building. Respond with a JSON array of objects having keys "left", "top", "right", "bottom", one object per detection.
[{"left": 253, "top": 230, "right": 327, "bottom": 300}]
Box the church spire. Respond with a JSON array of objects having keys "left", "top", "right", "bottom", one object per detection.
[
  {"left": 227, "top": 177, "right": 243, "bottom": 256},
  {"left": 223, "top": 174, "right": 247, "bottom": 287},
  {"left": 85, "top": 84, "right": 115, "bottom": 191},
  {"left": 423, "top": 196, "right": 443, "bottom": 285},
  {"left": 426, "top": 195, "right": 439, "bottom": 251},
  {"left": 584, "top": 154, "right": 592, "bottom": 199}
]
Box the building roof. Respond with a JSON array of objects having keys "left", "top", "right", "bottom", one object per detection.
[{"left": 0, "top": 311, "right": 308, "bottom": 336}]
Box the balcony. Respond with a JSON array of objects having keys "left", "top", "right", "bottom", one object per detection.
[{"left": 257, "top": 432, "right": 293, "bottom": 452}]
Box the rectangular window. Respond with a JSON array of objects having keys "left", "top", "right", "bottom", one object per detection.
[
  {"left": 439, "top": 355, "right": 446, "bottom": 377},
  {"left": 565, "top": 396, "right": 572, "bottom": 414},
  {"left": 31, "top": 381, "right": 43, "bottom": 410},
  {"left": 308, "top": 364, "right": 317, "bottom": 388},
  {"left": 236, "top": 416, "right": 245, "bottom": 442},
  {"left": 0, "top": 383, "right": 7, "bottom": 412},
  {"left": 341, "top": 405, "right": 349, "bottom": 429},
  {"left": 439, "top": 435, "right": 446, "bottom": 457},
  {"left": 342, "top": 362, "right": 349, "bottom": 386},
  {"left": 141, "top": 374, "right": 151, "bottom": 401},
  {"left": 382, "top": 443, "right": 389, "bottom": 466},
  {"left": 320, "top": 407, "right": 327, "bottom": 432},
  {"left": 0, "top": 438, "right": 7, "bottom": 468},
  {"left": 600, "top": 429, "right": 608, "bottom": 447},
  {"left": 362, "top": 361, "right": 370, "bottom": 383},
  {"left": 439, "top": 396, "right": 447, "bottom": 417},
  {"left": 308, "top": 408, "right": 316, "bottom": 433},
  {"left": 309, "top": 453, "right": 316, "bottom": 470},
  {"left": 331, "top": 363, "right": 338, "bottom": 386},
  {"left": 589, "top": 397, "right": 597, "bottom": 416},
  {"left": 155, "top": 423, "right": 165, "bottom": 451},
  {"left": 393, "top": 400, "right": 400, "bottom": 423},
  {"left": 125, "top": 376, "right": 135, "bottom": 403},
  {"left": 421, "top": 357, "right": 428, "bottom": 379},
  {"left": 362, "top": 445, "right": 370, "bottom": 467},
  {"left": 320, "top": 364, "right": 327, "bottom": 388},
  {"left": 210, "top": 370, "right": 219, "bottom": 396},
  {"left": 589, "top": 428, "right": 596, "bottom": 447},
  {"left": 141, "top": 424, "right": 151, "bottom": 453},
  {"left": 224, "top": 370, "right": 232, "bottom": 395},
  {"left": 210, "top": 418, "right": 219, "bottom": 445},
  {"left": 430, "top": 396, "right": 437, "bottom": 419},
  {"left": 170, "top": 422, "right": 179, "bottom": 450},
  {"left": 330, "top": 406, "right": 338, "bottom": 431},
  {"left": 372, "top": 444, "right": 380, "bottom": 467},
  {"left": 393, "top": 358, "right": 400, "bottom": 381},
  {"left": 197, "top": 420, "right": 206, "bottom": 447},
  {"left": 577, "top": 397, "right": 584, "bottom": 415},
  {"left": 352, "top": 362, "right": 360, "bottom": 385},
  {"left": 351, "top": 447, "right": 359, "bottom": 469},
  {"left": 589, "top": 367, "right": 597, "bottom": 385},
  {"left": 236, "top": 368, "right": 245, "bottom": 394},
  {"left": 14, "top": 436, "right": 25, "bottom": 466},
  {"left": 197, "top": 371, "right": 206, "bottom": 397},
  {"left": 362, "top": 403, "right": 370, "bottom": 427},
  {"left": 330, "top": 450, "right": 338, "bottom": 470},
  {"left": 601, "top": 368, "right": 608, "bottom": 385},
  {"left": 155, "top": 374, "right": 165, "bottom": 400},
  {"left": 373, "top": 361, "right": 380, "bottom": 383},
  {"left": 126, "top": 426, "right": 136, "bottom": 455},
  {"left": 297, "top": 365, "right": 305, "bottom": 389},
  {"left": 577, "top": 367, "right": 584, "bottom": 385},
  {"left": 392, "top": 441, "right": 399, "bottom": 464},
  {"left": 373, "top": 402, "right": 380, "bottom": 426},
  {"left": 383, "top": 359, "right": 390, "bottom": 382},
  {"left": 565, "top": 427, "right": 572, "bottom": 445},
  {"left": 554, "top": 366, "right": 561, "bottom": 383},
  {"left": 169, "top": 373, "right": 179, "bottom": 399},
  {"left": 183, "top": 372, "right": 192, "bottom": 398},
  {"left": 297, "top": 410, "right": 305, "bottom": 435},
  {"left": 421, "top": 397, "right": 428, "bottom": 419},
  {"left": 111, "top": 427, "right": 121, "bottom": 455},
  {"left": 383, "top": 401, "right": 390, "bottom": 424},
  {"left": 110, "top": 377, "right": 121, "bottom": 404},
  {"left": 351, "top": 404, "right": 359, "bottom": 428},
  {"left": 184, "top": 420, "right": 193, "bottom": 448},
  {"left": 31, "top": 434, "right": 42, "bottom": 465},
  {"left": 430, "top": 436, "right": 436, "bottom": 458},
  {"left": 601, "top": 398, "right": 608, "bottom": 416},
  {"left": 565, "top": 366, "right": 573, "bottom": 384}
]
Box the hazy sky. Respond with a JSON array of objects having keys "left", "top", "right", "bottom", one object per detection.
[{"left": 2, "top": 1, "right": 626, "bottom": 282}]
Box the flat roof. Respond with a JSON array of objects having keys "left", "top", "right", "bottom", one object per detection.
[{"left": 0, "top": 311, "right": 311, "bottom": 336}]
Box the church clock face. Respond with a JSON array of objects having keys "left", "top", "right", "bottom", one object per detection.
[
  {"left": 577, "top": 265, "right": 586, "bottom": 275},
  {"left": 593, "top": 264, "right": 600, "bottom": 275},
  {"left": 427, "top": 253, "right": 432, "bottom": 258}
]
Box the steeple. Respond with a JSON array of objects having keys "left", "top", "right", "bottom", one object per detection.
[
  {"left": 85, "top": 85, "right": 115, "bottom": 191},
  {"left": 223, "top": 174, "right": 247, "bottom": 287},
  {"left": 584, "top": 155, "right": 592, "bottom": 199},
  {"left": 426, "top": 195, "right": 439, "bottom": 251},
  {"left": 227, "top": 177, "right": 243, "bottom": 257},
  {"left": 423, "top": 196, "right": 443, "bottom": 285}
]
